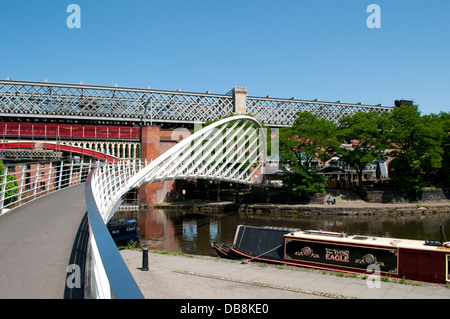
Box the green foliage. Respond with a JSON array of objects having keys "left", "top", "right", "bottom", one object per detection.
[
  {"left": 389, "top": 105, "right": 444, "bottom": 192},
  {"left": 279, "top": 112, "right": 339, "bottom": 172},
  {"left": 278, "top": 112, "right": 335, "bottom": 200},
  {"left": 337, "top": 111, "right": 391, "bottom": 188},
  {"left": 437, "top": 112, "right": 450, "bottom": 188},
  {"left": 0, "top": 161, "right": 18, "bottom": 207},
  {"left": 202, "top": 107, "right": 449, "bottom": 195},
  {"left": 281, "top": 167, "right": 327, "bottom": 201},
  {"left": 278, "top": 104, "right": 448, "bottom": 195}
]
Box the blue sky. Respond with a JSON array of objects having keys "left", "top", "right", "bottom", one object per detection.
[{"left": 1, "top": 0, "right": 449, "bottom": 115}]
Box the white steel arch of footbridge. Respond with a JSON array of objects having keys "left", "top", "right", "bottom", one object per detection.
[
  {"left": 131, "top": 115, "right": 267, "bottom": 184},
  {"left": 89, "top": 115, "right": 268, "bottom": 224},
  {"left": 85, "top": 116, "right": 269, "bottom": 298}
]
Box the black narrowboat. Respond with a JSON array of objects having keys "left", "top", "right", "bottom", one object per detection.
[
  {"left": 107, "top": 219, "right": 139, "bottom": 244},
  {"left": 211, "top": 225, "right": 450, "bottom": 284}
]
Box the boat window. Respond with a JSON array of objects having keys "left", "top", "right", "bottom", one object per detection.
[
  {"left": 425, "top": 239, "right": 442, "bottom": 246},
  {"left": 303, "top": 230, "right": 347, "bottom": 238},
  {"left": 353, "top": 236, "right": 369, "bottom": 240}
]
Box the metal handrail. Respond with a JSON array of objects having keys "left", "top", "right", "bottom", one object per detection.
[
  {"left": 85, "top": 167, "right": 144, "bottom": 299},
  {"left": 0, "top": 158, "right": 144, "bottom": 298},
  {"left": 0, "top": 159, "right": 99, "bottom": 214}
]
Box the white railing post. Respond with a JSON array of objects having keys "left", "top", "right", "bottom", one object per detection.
[
  {"left": 79, "top": 160, "right": 83, "bottom": 183},
  {"left": 46, "top": 162, "right": 53, "bottom": 194},
  {"left": 33, "top": 163, "right": 40, "bottom": 198},
  {"left": 111, "top": 163, "right": 117, "bottom": 194},
  {"left": 118, "top": 162, "right": 122, "bottom": 186},
  {"left": 17, "top": 165, "right": 26, "bottom": 206},
  {"left": 88, "top": 160, "right": 92, "bottom": 181},
  {"left": 0, "top": 166, "right": 8, "bottom": 212},
  {"left": 69, "top": 160, "right": 74, "bottom": 186},
  {"left": 58, "top": 160, "right": 64, "bottom": 190}
]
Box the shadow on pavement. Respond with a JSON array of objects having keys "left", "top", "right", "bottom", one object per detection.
[{"left": 64, "top": 212, "right": 90, "bottom": 299}]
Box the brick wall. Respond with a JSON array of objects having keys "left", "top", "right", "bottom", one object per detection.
[{"left": 138, "top": 125, "right": 190, "bottom": 206}]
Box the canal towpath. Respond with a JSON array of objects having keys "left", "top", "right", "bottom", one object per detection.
[{"left": 120, "top": 249, "right": 450, "bottom": 299}]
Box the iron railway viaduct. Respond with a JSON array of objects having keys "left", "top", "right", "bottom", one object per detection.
[{"left": 0, "top": 79, "right": 393, "bottom": 205}]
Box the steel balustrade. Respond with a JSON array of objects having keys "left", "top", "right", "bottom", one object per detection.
[
  {"left": 85, "top": 160, "right": 146, "bottom": 299},
  {"left": 0, "top": 158, "right": 145, "bottom": 299},
  {"left": 0, "top": 159, "right": 99, "bottom": 214},
  {"left": 87, "top": 159, "right": 147, "bottom": 223}
]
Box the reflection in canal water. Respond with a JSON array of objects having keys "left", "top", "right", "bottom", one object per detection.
[{"left": 113, "top": 208, "right": 450, "bottom": 257}]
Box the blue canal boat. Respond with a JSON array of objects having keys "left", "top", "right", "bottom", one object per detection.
[{"left": 107, "top": 219, "right": 139, "bottom": 244}]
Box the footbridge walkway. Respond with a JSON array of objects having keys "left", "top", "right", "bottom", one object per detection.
[
  {"left": 0, "top": 184, "right": 88, "bottom": 298},
  {"left": 0, "top": 115, "right": 269, "bottom": 299}
]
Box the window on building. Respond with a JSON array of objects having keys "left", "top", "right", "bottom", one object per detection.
[{"left": 25, "top": 172, "right": 31, "bottom": 190}]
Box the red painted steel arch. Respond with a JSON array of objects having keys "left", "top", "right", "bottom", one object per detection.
[{"left": 0, "top": 142, "right": 117, "bottom": 161}]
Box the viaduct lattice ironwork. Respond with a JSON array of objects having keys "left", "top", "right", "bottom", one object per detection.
[
  {"left": 0, "top": 79, "right": 393, "bottom": 162},
  {"left": 0, "top": 80, "right": 392, "bottom": 127}
]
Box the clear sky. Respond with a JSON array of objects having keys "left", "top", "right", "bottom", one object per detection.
[{"left": 1, "top": 0, "right": 449, "bottom": 115}]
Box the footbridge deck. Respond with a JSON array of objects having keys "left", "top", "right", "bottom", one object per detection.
[{"left": 0, "top": 184, "right": 87, "bottom": 298}]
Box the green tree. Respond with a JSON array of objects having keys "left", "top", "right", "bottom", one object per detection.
[
  {"left": 0, "top": 161, "right": 18, "bottom": 207},
  {"left": 281, "top": 167, "right": 327, "bottom": 201},
  {"left": 388, "top": 104, "right": 443, "bottom": 192},
  {"left": 279, "top": 112, "right": 339, "bottom": 172},
  {"left": 279, "top": 112, "right": 335, "bottom": 200},
  {"left": 437, "top": 112, "right": 450, "bottom": 188},
  {"left": 336, "top": 111, "right": 391, "bottom": 189}
]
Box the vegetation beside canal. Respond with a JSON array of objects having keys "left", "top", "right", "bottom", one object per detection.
[{"left": 154, "top": 196, "right": 450, "bottom": 217}]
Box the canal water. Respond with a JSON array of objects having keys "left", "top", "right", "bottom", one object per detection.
[{"left": 114, "top": 208, "right": 450, "bottom": 257}]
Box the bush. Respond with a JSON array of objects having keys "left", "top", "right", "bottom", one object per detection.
[
  {"left": 0, "top": 161, "right": 18, "bottom": 207},
  {"left": 281, "top": 169, "right": 326, "bottom": 201}
]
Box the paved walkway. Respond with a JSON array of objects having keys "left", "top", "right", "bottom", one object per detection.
[
  {"left": 121, "top": 250, "right": 450, "bottom": 299},
  {"left": 0, "top": 184, "right": 87, "bottom": 299}
]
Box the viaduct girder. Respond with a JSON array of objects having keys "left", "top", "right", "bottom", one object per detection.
[{"left": 0, "top": 80, "right": 393, "bottom": 127}]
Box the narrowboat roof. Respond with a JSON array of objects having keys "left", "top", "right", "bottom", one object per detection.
[{"left": 285, "top": 230, "right": 450, "bottom": 252}]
